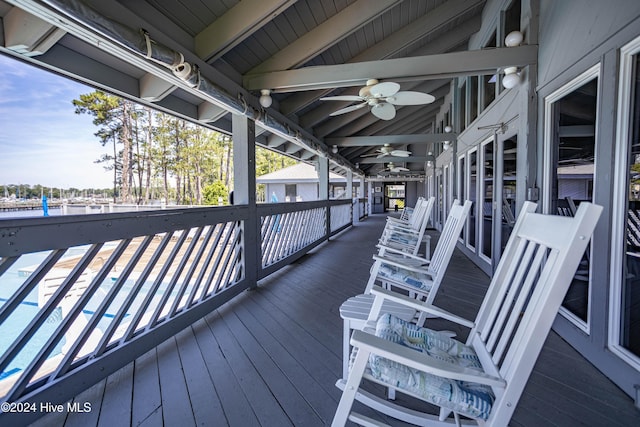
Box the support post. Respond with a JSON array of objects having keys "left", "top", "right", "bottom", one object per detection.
[
  {"left": 232, "top": 113, "right": 258, "bottom": 288},
  {"left": 317, "top": 157, "right": 329, "bottom": 237}
]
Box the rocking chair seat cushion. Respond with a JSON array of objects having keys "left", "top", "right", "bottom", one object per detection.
[
  {"left": 368, "top": 314, "right": 495, "bottom": 420},
  {"left": 385, "top": 232, "right": 419, "bottom": 246},
  {"left": 377, "top": 263, "right": 432, "bottom": 291}
]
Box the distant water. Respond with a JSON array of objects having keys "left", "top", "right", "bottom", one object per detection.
[{"left": 0, "top": 208, "right": 61, "bottom": 219}]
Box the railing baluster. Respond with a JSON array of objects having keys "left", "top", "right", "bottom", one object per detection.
[
  {"left": 214, "top": 225, "right": 243, "bottom": 294},
  {"left": 125, "top": 230, "right": 190, "bottom": 338},
  {"left": 201, "top": 222, "right": 237, "bottom": 299},
  {"left": 0, "top": 244, "right": 102, "bottom": 386},
  {"left": 95, "top": 234, "right": 170, "bottom": 356},
  {"left": 54, "top": 238, "right": 134, "bottom": 377},
  {"left": 191, "top": 223, "right": 226, "bottom": 304},
  {"left": 149, "top": 227, "right": 205, "bottom": 327},
  {"left": 170, "top": 226, "right": 213, "bottom": 315},
  {"left": 0, "top": 250, "right": 65, "bottom": 326},
  {"left": 0, "top": 255, "right": 19, "bottom": 278}
]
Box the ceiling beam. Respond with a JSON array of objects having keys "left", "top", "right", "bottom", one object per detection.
[
  {"left": 140, "top": 73, "right": 177, "bottom": 101},
  {"left": 3, "top": 6, "right": 65, "bottom": 56},
  {"left": 244, "top": 45, "right": 538, "bottom": 92},
  {"left": 248, "top": 0, "right": 401, "bottom": 74},
  {"left": 195, "top": 0, "right": 297, "bottom": 62},
  {"left": 197, "top": 102, "right": 228, "bottom": 122},
  {"left": 327, "top": 133, "right": 457, "bottom": 147},
  {"left": 279, "top": 6, "right": 482, "bottom": 115}
]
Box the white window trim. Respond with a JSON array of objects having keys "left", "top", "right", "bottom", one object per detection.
[
  {"left": 458, "top": 154, "right": 466, "bottom": 244},
  {"left": 479, "top": 137, "right": 493, "bottom": 264},
  {"left": 610, "top": 35, "right": 640, "bottom": 371},
  {"left": 466, "top": 147, "right": 479, "bottom": 251},
  {"left": 543, "top": 63, "right": 600, "bottom": 334}
]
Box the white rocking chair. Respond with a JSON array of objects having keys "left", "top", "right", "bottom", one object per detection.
[
  {"left": 333, "top": 201, "right": 602, "bottom": 426},
  {"left": 380, "top": 196, "right": 435, "bottom": 257},
  {"left": 339, "top": 200, "right": 471, "bottom": 380}
]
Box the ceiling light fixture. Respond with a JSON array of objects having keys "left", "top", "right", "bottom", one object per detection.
[
  {"left": 332, "top": 145, "right": 338, "bottom": 154},
  {"left": 427, "top": 151, "right": 433, "bottom": 167},
  {"left": 502, "top": 66, "right": 521, "bottom": 89},
  {"left": 444, "top": 125, "right": 452, "bottom": 133},
  {"left": 502, "top": 30, "right": 524, "bottom": 89},
  {"left": 259, "top": 89, "right": 272, "bottom": 108},
  {"left": 504, "top": 30, "right": 524, "bottom": 47}
]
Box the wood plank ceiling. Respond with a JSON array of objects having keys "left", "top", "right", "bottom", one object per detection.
[{"left": 0, "top": 0, "right": 491, "bottom": 177}]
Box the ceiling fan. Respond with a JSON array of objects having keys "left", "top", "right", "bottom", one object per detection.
[
  {"left": 362, "top": 143, "right": 412, "bottom": 158},
  {"left": 382, "top": 162, "right": 410, "bottom": 173},
  {"left": 320, "top": 79, "right": 435, "bottom": 121}
]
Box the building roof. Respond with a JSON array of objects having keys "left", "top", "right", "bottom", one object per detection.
[
  {"left": 557, "top": 164, "right": 595, "bottom": 176},
  {"left": 256, "top": 163, "right": 346, "bottom": 184}
]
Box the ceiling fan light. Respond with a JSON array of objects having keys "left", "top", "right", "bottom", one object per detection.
[
  {"left": 259, "top": 89, "right": 272, "bottom": 108},
  {"left": 505, "top": 30, "right": 524, "bottom": 47}
]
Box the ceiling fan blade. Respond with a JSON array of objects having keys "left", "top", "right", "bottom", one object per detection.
[
  {"left": 371, "top": 103, "right": 396, "bottom": 120},
  {"left": 329, "top": 102, "right": 368, "bottom": 116},
  {"left": 369, "top": 81, "right": 400, "bottom": 98},
  {"left": 386, "top": 91, "right": 436, "bottom": 105},
  {"left": 390, "top": 167, "right": 409, "bottom": 172},
  {"left": 320, "top": 95, "right": 364, "bottom": 102},
  {"left": 376, "top": 153, "right": 389, "bottom": 158},
  {"left": 390, "top": 149, "right": 411, "bottom": 157}
]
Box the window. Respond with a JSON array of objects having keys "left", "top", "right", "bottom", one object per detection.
[
  {"left": 612, "top": 38, "right": 640, "bottom": 364},
  {"left": 480, "top": 140, "right": 494, "bottom": 261},
  {"left": 285, "top": 184, "right": 297, "bottom": 202},
  {"left": 470, "top": 77, "right": 479, "bottom": 123},
  {"left": 544, "top": 65, "right": 599, "bottom": 328},
  {"left": 460, "top": 80, "right": 467, "bottom": 131},
  {"left": 468, "top": 149, "right": 478, "bottom": 249},
  {"left": 501, "top": 137, "right": 517, "bottom": 251},
  {"left": 458, "top": 155, "right": 466, "bottom": 242}
]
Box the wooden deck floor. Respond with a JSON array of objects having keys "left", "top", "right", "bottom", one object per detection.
[{"left": 29, "top": 214, "right": 640, "bottom": 427}]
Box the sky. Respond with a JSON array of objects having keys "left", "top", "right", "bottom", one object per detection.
[{"left": 0, "top": 53, "right": 114, "bottom": 189}]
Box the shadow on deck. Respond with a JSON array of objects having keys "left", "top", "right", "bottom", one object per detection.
[{"left": 29, "top": 214, "right": 640, "bottom": 426}]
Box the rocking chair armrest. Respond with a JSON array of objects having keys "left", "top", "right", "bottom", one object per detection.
[
  {"left": 386, "top": 217, "right": 410, "bottom": 225},
  {"left": 372, "top": 255, "right": 432, "bottom": 274},
  {"left": 374, "top": 246, "right": 430, "bottom": 263},
  {"left": 381, "top": 227, "right": 422, "bottom": 236},
  {"left": 384, "top": 219, "right": 415, "bottom": 228},
  {"left": 370, "top": 286, "right": 475, "bottom": 329},
  {"left": 350, "top": 329, "right": 506, "bottom": 388}
]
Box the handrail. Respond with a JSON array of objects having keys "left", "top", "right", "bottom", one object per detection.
[{"left": 0, "top": 198, "right": 354, "bottom": 425}]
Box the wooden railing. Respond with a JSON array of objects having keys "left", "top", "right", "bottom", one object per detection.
[{"left": 0, "top": 198, "right": 352, "bottom": 425}]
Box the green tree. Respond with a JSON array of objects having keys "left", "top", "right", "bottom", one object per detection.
[
  {"left": 73, "top": 91, "right": 137, "bottom": 202},
  {"left": 203, "top": 181, "right": 229, "bottom": 205}
]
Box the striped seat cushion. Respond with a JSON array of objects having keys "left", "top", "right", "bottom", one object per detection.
[
  {"left": 368, "top": 314, "right": 495, "bottom": 420},
  {"left": 377, "top": 263, "right": 432, "bottom": 291}
]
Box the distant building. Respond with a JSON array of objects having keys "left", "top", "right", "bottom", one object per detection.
[{"left": 256, "top": 163, "right": 353, "bottom": 202}]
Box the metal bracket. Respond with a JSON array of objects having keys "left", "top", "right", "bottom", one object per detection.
[{"left": 478, "top": 122, "right": 508, "bottom": 134}]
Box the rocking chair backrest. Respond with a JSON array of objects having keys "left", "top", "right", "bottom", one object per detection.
[
  {"left": 468, "top": 201, "right": 602, "bottom": 425},
  {"left": 426, "top": 200, "right": 471, "bottom": 283},
  {"left": 401, "top": 197, "right": 425, "bottom": 224},
  {"left": 379, "top": 196, "right": 435, "bottom": 256},
  {"left": 405, "top": 197, "right": 428, "bottom": 231}
]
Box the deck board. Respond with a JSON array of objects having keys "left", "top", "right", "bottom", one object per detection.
[{"left": 29, "top": 214, "right": 640, "bottom": 427}]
